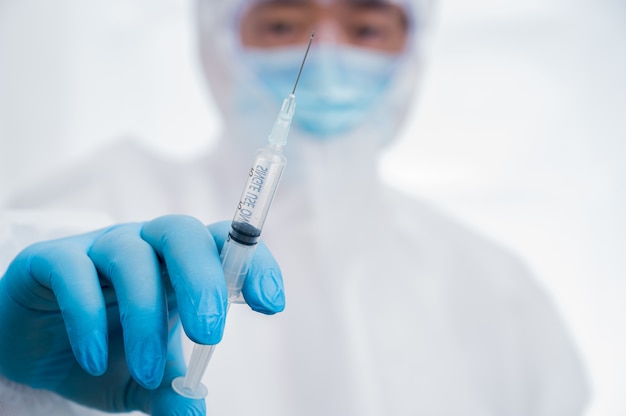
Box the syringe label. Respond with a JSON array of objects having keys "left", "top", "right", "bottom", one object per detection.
[
  {"left": 236, "top": 164, "right": 269, "bottom": 224},
  {"left": 248, "top": 165, "right": 268, "bottom": 192}
]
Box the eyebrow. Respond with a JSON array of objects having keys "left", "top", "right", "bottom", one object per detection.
[
  {"left": 348, "top": 0, "right": 398, "bottom": 6},
  {"left": 255, "top": 0, "right": 399, "bottom": 5},
  {"left": 255, "top": 0, "right": 312, "bottom": 5},
  {"left": 251, "top": 0, "right": 408, "bottom": 23}
]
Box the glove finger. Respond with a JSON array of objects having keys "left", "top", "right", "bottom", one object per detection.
[
  {"left": 23, "top": 241, "right": 109, "bottom": 376},
  {"left": 89, "top": 224, "right": 167, "bottom": 389},
  {"left": 208, "top": 222, "right": 285, "bottom": 314},
  {"left": 141, "top": 215, "right": 228, "bottom": 345},
  {"left": 127, "top": 322, "right": 206, "bottom": 416},
  {"left": 150, "top": 361, "right": 206, "bottom": 416},
  {"left": 241, "top": 241, "right": 285, "bottom": 314}
]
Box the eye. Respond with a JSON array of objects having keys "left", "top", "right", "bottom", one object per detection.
[
  {"left": 260, "top": 19, "right": 301, "bottom": 38},
  {"left": 240, "top": 0, "right": 317, "bottom": 48},
  {"left": 340, "top": 4, "right": 408, "bottom": 52},
  {"left": 253, "top": 18, "right": 310, "bottom": 47},
  {"left": 351, "top": 24, "right": 387, "bottom": 41},
  {"left": 240, "top": 5, "right": 314, "bottom": 48}
]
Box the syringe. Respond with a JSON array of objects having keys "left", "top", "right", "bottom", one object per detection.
[{"left": 171, "top": 32, "right": 314, "bottom": 400}]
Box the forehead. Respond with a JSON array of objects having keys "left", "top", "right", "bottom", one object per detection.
[
  {"left": 248, "top": 0, "right": 400, "bottom": 4},
  {"left": 243, "top": 0, "right": 406, "bottom": 10},
  {"left": 239, "top": 0, "right": 410, "bottom": 26}
]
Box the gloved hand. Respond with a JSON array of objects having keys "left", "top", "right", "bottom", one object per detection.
[{"left": 0, "top": 215, "right": 285, "bottom": 415}]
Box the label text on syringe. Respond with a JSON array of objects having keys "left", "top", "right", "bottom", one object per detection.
[{"left": 236, "top": 165, "right": 269, "bottom": 224}]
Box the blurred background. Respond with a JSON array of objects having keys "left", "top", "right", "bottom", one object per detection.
[{"left": 0, "top": 0, "right": 624, "bottom": 414}]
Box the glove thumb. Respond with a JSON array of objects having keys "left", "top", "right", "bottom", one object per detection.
[
  {"left": 128, "top": 359, "right": 206, "bottom": 416},
  {"left": 127, "top": 322, "right": 206, "bottom": 416}
]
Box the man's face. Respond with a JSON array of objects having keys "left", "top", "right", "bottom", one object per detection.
[{"left": 239, "top": 0, "right": 409, "bottom": 53}]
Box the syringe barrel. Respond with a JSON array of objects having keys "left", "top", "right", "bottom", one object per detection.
[
  {"left": 224, "top": 145, "right": 286, "bottom": 303},
  {"left": 230, "top": 146, "right": 287, "bottom": 242}
]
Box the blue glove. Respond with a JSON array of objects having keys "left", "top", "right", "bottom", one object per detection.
[{"left": 0, "top": 215, "right": 285, "bottom": 415}]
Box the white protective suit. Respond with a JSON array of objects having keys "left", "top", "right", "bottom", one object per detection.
[{"left": 0, "top": 0, "right": 589, "bottom": 415}]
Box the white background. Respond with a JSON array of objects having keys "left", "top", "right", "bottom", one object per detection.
[{"left": 1, "top": 0, "right": 624, "bottom": 414}]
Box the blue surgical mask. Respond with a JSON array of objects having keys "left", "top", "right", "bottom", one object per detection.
[{"left": 240, "top": 45, "right": 400, "bottom": 138}]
